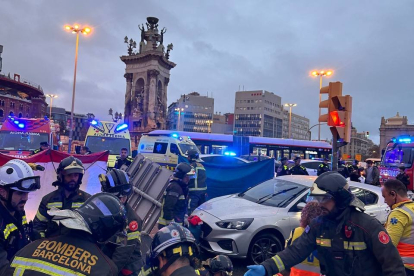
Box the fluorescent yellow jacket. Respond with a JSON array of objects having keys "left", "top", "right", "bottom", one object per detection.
[{"left": 385, "top": 200, "right": 414, "bottom": 270}]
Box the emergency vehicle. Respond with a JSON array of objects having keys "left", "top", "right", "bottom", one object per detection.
[
  {"left": 0, "top": 116, "right": 52, "bottom": 157},
  {"left": 138, "top": 132, "right": 200, "bottom": 169},
  {"left": 380, "top": 135, "right": 414, "bottom": 190},
  {"left": 84, "top": 120, "right": 132, "bottom": 168}
]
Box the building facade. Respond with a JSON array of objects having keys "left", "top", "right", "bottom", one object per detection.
[
  {"left": 167, "top": 92, "right": 214, "bottom": 133},
  {"left": 234, "top": 90, "right": 283, "bottom": 137},
  {"left": 282, "top": 110, "right": 310, "bottom": 140},
  {"left": 379, "top": 112, "right": 414, "bottom": 150},
  {"left": 341, "top": 127, "right": 374, "bottom": 161},
  {"left": 211, "top": 112, "right": 234, "bottom": 134}
]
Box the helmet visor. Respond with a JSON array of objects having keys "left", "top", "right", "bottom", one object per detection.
[
  {"left": 306, "top": 194, "right": 334, "bottom": 203},
  {"left": 10, "top": 176, "right": 41, "bottom": 192},
  {"left": 109, "top": 184, "right": 133, "bottom": 198}
]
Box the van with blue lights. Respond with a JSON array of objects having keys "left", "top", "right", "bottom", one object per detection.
[
  {"left": 84, "top": 120, "right": 132, "bottom": 168},
  {"left": 0, "top": 116, "right": 52, "bottom": 157},
  {"left": 138, "top": 132, "right": 200, "bottom": 169},
  {"left": 380, "top": 135, "right": 414, "bottom": 190}
]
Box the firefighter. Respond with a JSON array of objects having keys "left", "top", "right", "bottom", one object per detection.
[
  {"left": 158, "top": 163, "right": 195, "bottom": 229},
  {"left": 197, "top": 255, "right": 233, "bottom": 276},
  {"left": 187, "top": 149, "right": 207, "bottom": 215},
  {"left": 317, "top": 157, "right": 330, "bottom": 176},
  {"left": 100, "top": 169, "right": 144, "bottom": 276},
  {"left": 33, "top": 156, "right": 91, "bottom": 238},
  {"left": 30, "top": 141, "right": 50, "bottom": 155},
  {"left": 289, "top": 157, "right": 308, "bottom": 175},
  {"left": 396, "top": 166, "right": 410, "bottom": 190},
  {"left": 276, "top": 157, "right": 290, "bottom": 177},
  {"left": 147, "top": 223, "right": 199, "bottom": 276},
  {"left": 8, "top": 193, "right": 126, "bottom": 275},
  {"left": 382, "top": 179, "right": 414, "bottom": 275},
  {"left": 115, "top": 147, "right": 134, "bottom": 170},
  {"left": 245, "top": 171, "right": 406, "bottom": 276},
  {"left": 0, "top": 160, "right": 41, "bottom": 274}
]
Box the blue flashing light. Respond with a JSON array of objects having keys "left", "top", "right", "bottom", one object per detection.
[
  {"left": 91, "top": 120, "right": 98, "bottom": 125},
  {"left": 115, "top": 123, "right": 128, "bottom": 132},
  {"left": 224, "top": 151, "right": 236, "bottom": 156},
  {"left": 14, "top": 120, "right": 19, "bottom": 125},
  {"left": 398, "top": 138, "right": 412, "bottom": 143},
  {"left": 9, "top": 117, "right": 14, "bottom": 121},
  {"left": 18, "top": 123, "right": 25, "bottom": 129},
  {"left": 188, "top": 136, "right": 191, "bottom": 140},
  {"left": 171, "top": 133, "right": 179, "bottom": 138}
]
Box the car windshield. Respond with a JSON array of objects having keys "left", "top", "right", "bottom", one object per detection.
[
  {"left": 178, "top": 143, "right": 200, "bottom": 155},
  {"left": 240, "top": 179, "right": 308, "bottom": 208},
  {"left": 0, "top": 131, "right": 49, "bottom": 151},
  {"left": 382, "top": 144, "right": 414, "bottom": 168},
  {"left": 85, "top": 136, "right": 130, "bottom": 154}
]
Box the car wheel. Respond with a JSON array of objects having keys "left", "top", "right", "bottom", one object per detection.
[{"left": 248, "top": 232, "right": 283, "bottom": 264}]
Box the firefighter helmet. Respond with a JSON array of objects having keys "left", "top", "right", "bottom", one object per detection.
[
  {"left": 99, "top": 169, "right": 132, "bottom": 198},
  {"left": 173, "top": 162, "right": 193, "bottom": 179},
  {"left": 56, "top": 156, "right": 84, "bottom": 184},
  {"left": 0, "top": 159, "right": 40, "bottom": 192},
  {"left": 187, "top": 149, "right": 200, "bottom": 160},
  {"left": 209, "top": 255, "right": 233, "bottom": 276}
]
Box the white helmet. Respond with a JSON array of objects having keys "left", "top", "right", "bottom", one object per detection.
[{"left": 0, "top": 159, "right": 41, "bottom": 192}]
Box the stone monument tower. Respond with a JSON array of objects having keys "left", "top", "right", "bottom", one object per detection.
[{"left": 121, "top": 17, "right": 176, "bottom": 147}]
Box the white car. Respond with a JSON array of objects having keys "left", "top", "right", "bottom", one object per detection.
[
  {"left": 193, "top": 175, "right": 389, "bottom": 264},
  {"left": 299, "top": 160, "right": 329, "bottom": 176}
]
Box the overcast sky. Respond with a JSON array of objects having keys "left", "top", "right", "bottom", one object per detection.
[{"left": 1, "top": 0, "right": 413, "bottom": 144}]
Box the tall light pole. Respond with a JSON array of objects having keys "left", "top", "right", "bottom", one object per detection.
[
  {"left": 284, "top": 103, "right": 297, "bottom": 139},
  {"left": 175, "top": 108, "right": 184, "bottom": 130},
  {"left": 45, "top": 94, "right": 58, "bottom": 119},
  {"left": 64, "top": 24, "right": 92, "bottom": 153},
  {"left": 311, "top": 70, "right": 333, "bottom": 141}
]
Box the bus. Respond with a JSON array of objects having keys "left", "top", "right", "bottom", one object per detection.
[
  {"left": 84, "top": 120, "right": 132, "bottom": 168},
  {"left": 380, "top": 135, "right": 414, "bottom": 190},
  {"left": 0, "top": 116, "right": 51, "bottom": 157},
  {"left": 148, "top": 130, "right": 331, "bottom": 160}
]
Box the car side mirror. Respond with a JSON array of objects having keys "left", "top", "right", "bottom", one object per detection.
[{"left": 297, "top": 202, "right": 306, "bottom": 210}]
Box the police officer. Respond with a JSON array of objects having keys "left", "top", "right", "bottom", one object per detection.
[
  {"left": 158, "top": 163, "right": 195, "bottom": 229},
  {"left": 396, "top": 166, "right": 410, "bottom": 190},
  {"left": 345, "top": 160, "right": 358, "bottom": 176},
  {"left": 317, "top": 157, "right": 330, "bottom": 176},
  {"left": 289, "top": 157, "right": 308, "bottom": 175},
  {"left": 115, "top": 147, "right": 134, "bottom": 170},
  {"left": 0, "top": 160, "right": 41, "bottom": 274},
  {"left": 100, "top": 169, "right": 144, "bottom": 276},
  {"left": 30, "top": 141, "right": 50, "bottom": 155},
  {"left": 382, "top": 179, "right": 414, "bottom": 275},
  {"left": 8, "top": 193, "right": 126, "bottom": 276},
  {"left": 276, "top": 157, "right": 290, "bottom": 177},
  {"left": 33, "top": 156, "right": 91, "bottom": 238},
  {"left": 147, "top": 223, "right": 199, "bottom": 276},
  {"left": 187, "top": 149, "right": 207, "bottom": 215},
  {"left": 245, "top": 171, "right": 406, "bottom": 276}
]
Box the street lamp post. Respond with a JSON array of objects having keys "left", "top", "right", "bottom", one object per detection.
[
  {"left": 311, "top": 70, "right": 333, "bottom": 141},
  {"left": 64, "top": 24, "right": 92, "bottom": 153},
  {"left": 45, "top": 94, "right": 58, "bottom": 119},
  {"left": 284, "top": 103, "right": 297, "bottom": 139},
  {"left": 175, "top": 108, "right": 184, "bottom": 130}
]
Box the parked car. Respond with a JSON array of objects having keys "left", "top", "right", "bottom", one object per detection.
[
  {"left": 192, "top": 175, "right": 389, "bottom": 264},
  {"left": 300, "top": 159, "right": 331, "bottom": 176},
  {"left": 200, "top": 154, "right": 250, "bottom": 165}
]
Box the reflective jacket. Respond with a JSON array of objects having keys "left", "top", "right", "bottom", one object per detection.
[
  {"left": 33, "top": 186, "right": 91, "bottom": 238},
  {"left": 385, "top": 200, "right": 414, "bottom": 271},
  {"left": 158, "top": 178, "right": 188, "bottom": 227},
  {"left": 8, "top": 231, "right": 118, "bottom": 276},
  {"left": 0, "top": 203, "right": 30, "bottom": 271},
  {"left": 276, "top": 165, "right": 290, "bottom": 177},
  {"left": 188, "top": 161, "right": 206, "bottom": 192},
  {"left": 317, "top": 163, "right": 330, "bottom": 176},
  {"left": 261, "top": 205, "right": 405, "bottom": 276},
  {"left": 286, "top": 227, "right": 320, "bottom": 276},
  {"left": 289, "top": 165, "right": 308, "bottom": 176},
  {"left": 30, "top": 148, "right": 42, "bottom": 156},
  {"left": 115, "top": 157, "right": 133, "bottom": 170}
]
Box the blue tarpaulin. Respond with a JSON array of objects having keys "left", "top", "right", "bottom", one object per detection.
[{"left": 179, "top": 156, "right": 275, "bottom": 199}]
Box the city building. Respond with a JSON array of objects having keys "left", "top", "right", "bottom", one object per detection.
[
  {"left": 167, "top": 92, "right": 214, "bottom": 133},
  {"left": 341, "top": 126, "right": 374, "bottom": 161},
  {"left": 0, "top": 73, "right": 47, "bottom": 120},
  {"left": 234, "top": 90, "right": 283, "bottom": 137},
  {"left": 211, "top": 112, "right": 234, "bottom": 134},
  {"left": 379, "top": 112, "right": 414, "bottom": 150},
  {"left": 282, "top": 110, "right": 310, "bottom": 140}
]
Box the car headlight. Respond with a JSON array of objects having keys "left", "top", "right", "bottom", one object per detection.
[{"left": 216, "top": 218, "right": 254, "bottom": 230}]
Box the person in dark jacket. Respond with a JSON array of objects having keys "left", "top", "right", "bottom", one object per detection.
[
  {"left": 396, "top": 166, "right": 410, "bottom": 190},
  {"left": 276, "top": 157, "right": 291, "bottom": 177},
  {"left": 317, "top": 158, "right": 330, "bottom": 176},
  {"left": 158, "top": 163, "right": 195, "bottom": 229},
  {"left": 0, "top": 160, "right": 41, "bottom": 274},
  {"left": 245, "top": 171, "right": 406, "bottom": 276},
  {"left": 289, "top": 157, "right": 308, "bottom": 175},
  {"left": 365, "top": 160, "right": 380, "bottom": 186},
  {"left": 30, "top": 141, "right": 50, "bottom": 155},
  {"left": 80, "top": 146, "right": 92, "bottom": 155},
  {"left": 8, "top": 193, "right": 126, "bottom": 276},
  {"left": 100, "top": 169, "right": 144, "bottom": 276},
  {"left": 187, "top": 149, "right": 207, "bottom": 215},
  {"left": 115, "top": 147, "right": 134, "bottom": 170},
  {"left": 33, "top": 156, "right": 91, "bottom": 238},
  {"left": 147, "top": 223, "right": 199, "bottom": 276}
]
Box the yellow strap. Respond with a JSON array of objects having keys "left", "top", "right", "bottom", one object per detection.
[
  {"left": 11, "top": 256, "right": 86, "bottom": 276},
  {"left": 47, "top": 202, "right": 62, "bottom": 209},
  {"left": 343, "top": 241, "right": 367, "bottom": 250},
  {"left": 316, "top": 238, "right": 332, "bottom": 247},
  {"left": 127, "top": 231, "right": 141, "bottom": 241},
  {"left": 272, "top": 255, "right": 285, "bottom": 271},
  {"left": 36, "top": 210, "right": 48, "bottom": 222}
]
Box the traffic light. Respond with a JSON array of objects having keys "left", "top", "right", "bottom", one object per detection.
[
  {"left": 366, "top": 131, "right": 370, "bottom": 137},
  {"left": 318, "top": 82, "right": 342, "bottom": 124}
]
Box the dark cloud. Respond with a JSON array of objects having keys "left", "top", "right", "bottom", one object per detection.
[{"left": 1, "top": 0, "right": 413, "bottom": 144}]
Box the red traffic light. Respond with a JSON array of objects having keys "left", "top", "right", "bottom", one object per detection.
[{"left": 330, "top": 111, "right": 345, "bottom": 127}]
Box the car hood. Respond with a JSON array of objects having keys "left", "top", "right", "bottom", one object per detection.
[{"left": 195, "top": 194, "right": 281, "bottom": 220}]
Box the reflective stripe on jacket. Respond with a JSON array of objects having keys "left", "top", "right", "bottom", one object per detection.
[{"left": 188, "top": 162, "right": 207, "bottom": 191}]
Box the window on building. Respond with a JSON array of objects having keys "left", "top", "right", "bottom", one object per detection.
[
  {"left": 0, "top": 109, "right": 3, "bottom": 117},
  {"left": 18, "top": 113, "right": 23, "bottom": 118}
]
